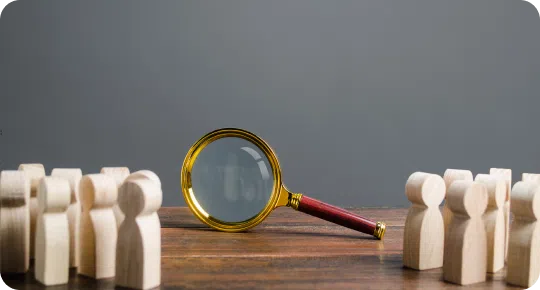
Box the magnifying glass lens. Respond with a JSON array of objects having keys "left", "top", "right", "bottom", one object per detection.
[{"left": 191, "top": 137, "right": 275, "bottom": 223}]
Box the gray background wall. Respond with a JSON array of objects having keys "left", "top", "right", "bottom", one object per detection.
[{"left": 1, "top": 0, "right": 539, "bottom": 207}]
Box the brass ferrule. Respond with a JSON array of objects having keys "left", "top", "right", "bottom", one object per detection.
[
  {"left": 374, "top": 221, "right": 386, "bottom": 240},
  {"left": 287, "top": 193, "right": 303, "bottom": 210}
]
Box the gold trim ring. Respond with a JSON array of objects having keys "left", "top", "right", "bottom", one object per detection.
[
  {"left": 374, "top": 222, "right": 386, "bottom": 240},
  {"left": 181, "top": 128, "right": 283, "bottom": 233},
  {"left": 287, "top": 193, "right": 303, "bottom": 210}
]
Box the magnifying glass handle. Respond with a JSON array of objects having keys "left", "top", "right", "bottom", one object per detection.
[{"left": 289, "top": 194, "right": 386, "bottom": 239}]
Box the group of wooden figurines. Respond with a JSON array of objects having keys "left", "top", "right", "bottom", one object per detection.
[
  {"left": 0, "top": 164, "right": 162, "bottom": 289},
  {"left": 403, "top": 168, "right": 539, "bottom": 288}
]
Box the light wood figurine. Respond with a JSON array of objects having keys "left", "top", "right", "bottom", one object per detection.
[
  {"left": 18, "top": 163, "right": 45, "bottom": 259},
  {"left": 79, "top": 174, "right": 118, "bottom": 279},
  {"left": 0, "top": 171, "right": 31, "bottom": 273},
  {"left": 124, "top": 170, "right": 161, "bottom": 232},
  {"left": 506, "top": 181, "right": 540, "bottom": 288},
  {"left": 475, "top": 174, "right": 505, "bottom": 273},
  {"left": 489, "top": 168, "right": 511, "bottom": 260},
  {"left": 100, "top": 167, "right": 130, "bottom": 228},
  {"left": 35, "top": 177, "right": 70, "bottom": 286},
  {"left": 51, "top": 168, "right": 82, "bottom": 269},
  {"left": 403, "top": 172, "right": 446, "bottom": 270},
  {"left": 443, "top": 180, "right": 488, "bottom": 285},
  {"left": 442, "top": 169, "right": 473, "bottom": 237},
  {"left": 116, "top": 177, "right": 162, "bottom": 289}
]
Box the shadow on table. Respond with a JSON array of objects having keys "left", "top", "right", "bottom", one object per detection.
[
  {"left": 262, "top": 227, "right": 376, "bottom": 240},
  {"left": 2, "top": 267, "right": 164, "bottom": 290},
  {"left": 400, "top": 265, "right": 519, "bottom": 290},
  {"left": 174, "top": 225, "right": 376, "bottom": 240}
]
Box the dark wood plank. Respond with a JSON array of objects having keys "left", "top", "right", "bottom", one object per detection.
[{"left": 2, "top": 207, "right": 523, "bottom": 289}]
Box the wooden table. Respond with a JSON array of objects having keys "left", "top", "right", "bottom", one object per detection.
[{"left": 3, "top": 207, "right": 523, "bottom": 289}]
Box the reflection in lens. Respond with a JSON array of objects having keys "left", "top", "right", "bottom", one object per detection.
[{"left": 190, "top": 137, "right": 274, "bottom": 223}]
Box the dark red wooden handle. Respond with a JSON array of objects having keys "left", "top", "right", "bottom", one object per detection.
[{"left": 296, "top": 195, "right": 379, "bottom": 237}]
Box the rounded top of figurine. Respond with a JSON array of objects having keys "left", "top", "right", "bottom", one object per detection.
[
  {"left": 406, "top": 172, "right": 445, "bottom": 207},
  {"left": 474, "top": 174, "right": 506, "bottom": 209},
  {"left": 80, "top": 174, "right": 118, "bottom": 210},
  {"left": 511, "top": 181, "right": 540, "bottom": 220},
  {"left": 125, "top": 170, "right": 161, "bottom": 188},
  {"left": 38, "top": 177, "right": 70, "bottom": 213},
  {"left": 447, "top": 180, "right": 488, "bottom": 217},
  {"left": 118, "top": 178, "right": 162, "bottom": 218}
]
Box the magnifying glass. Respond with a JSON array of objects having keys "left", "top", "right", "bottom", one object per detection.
[{"left": 181, "top": 128, "right": 386, "bottom": 239}]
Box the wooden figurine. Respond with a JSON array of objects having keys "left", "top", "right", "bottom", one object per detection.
[
  {"left": 523, "top": 173, "right": 540, "bottom": 184},
  {"left": 116, "top": 177, "right": 162, "bottom": 289},
  {"left": 0, "top": 171, "right": 31, "bottom": 273},
  {"left": 403, "top": 172, "right": 446, "bottom": 270},
  {"left": 475, "top": 174, "right": 505, "bottom": 273},
  {"left": 443, "top": 180, "right": 488, "bottom": 285},
  {"left": 490, "top": 168, "right": 512, "bottom": 260},
  {"left": 18, "top": 163, "right": 45, "bottom": 259},
  {"left": 51, "top": 168, "right": 82, "bottom": 269},
  {"left": 100, "top": 167, "right": 130, "bottom": 228},
  {"left": 79, "top": 174, "right": 118, "bottom": 279},
  {"left": 35, "top": 177, "right": 70, "bottom": 286},
  {"left": 506, "top": 181, "right": 540, "bottom": 288},
  {"left": 442, "top": 169, "right": 473, "bottom": 237}
]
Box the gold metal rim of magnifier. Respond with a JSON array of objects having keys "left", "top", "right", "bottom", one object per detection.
[{"left": 181, "top": 128, "right": 296, "bottom": 232}]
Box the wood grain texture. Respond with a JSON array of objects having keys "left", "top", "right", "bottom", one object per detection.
[
  {"left": 51, "top": 168, "right": 83, "bottom": 269},
  {"left": 34, "top": 177, "right": 70, "bottom": 286},
  {"left": 2, "top": 207, "right": 524, "bottom": 289},
  {"left": 78, "top": 174, "right": 118, "bottom": 279},
  {"left": 116, "top": 178, "right": 162, "bottom": 289},
  {"left": 490, "top": 168, "right": 512, "bottom": 261},
  {"left": 100, "top": 167, "right": 130, "bottom": 228},
  {"left": 506, "top": 181, "right": 540, "bottom": 288},
  {"left": 443, "top": 180, "right": 488, "bottom": 285},
  {"left": 442, "top": 169, "right": 473, "bottom": 239},
  {"left": 403, "top": 172, "right": 445, "bottom": 270},
  {"left": 475, "top": 174, "right": 506, "bottom": 273},
  {"left": 0, "top": 171, "right": 31, "bottom": 273},
  {"left": 18, "top": 163, "right": 46, "bottom": 259}
]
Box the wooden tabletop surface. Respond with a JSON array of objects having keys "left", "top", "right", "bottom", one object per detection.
[{"left": 2, "top": 207, "right": 525, "bottom": 289}]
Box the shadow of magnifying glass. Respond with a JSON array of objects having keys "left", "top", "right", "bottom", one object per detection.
[{"left": 181, "top": 128, "right": 386, "bottom": 239}]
